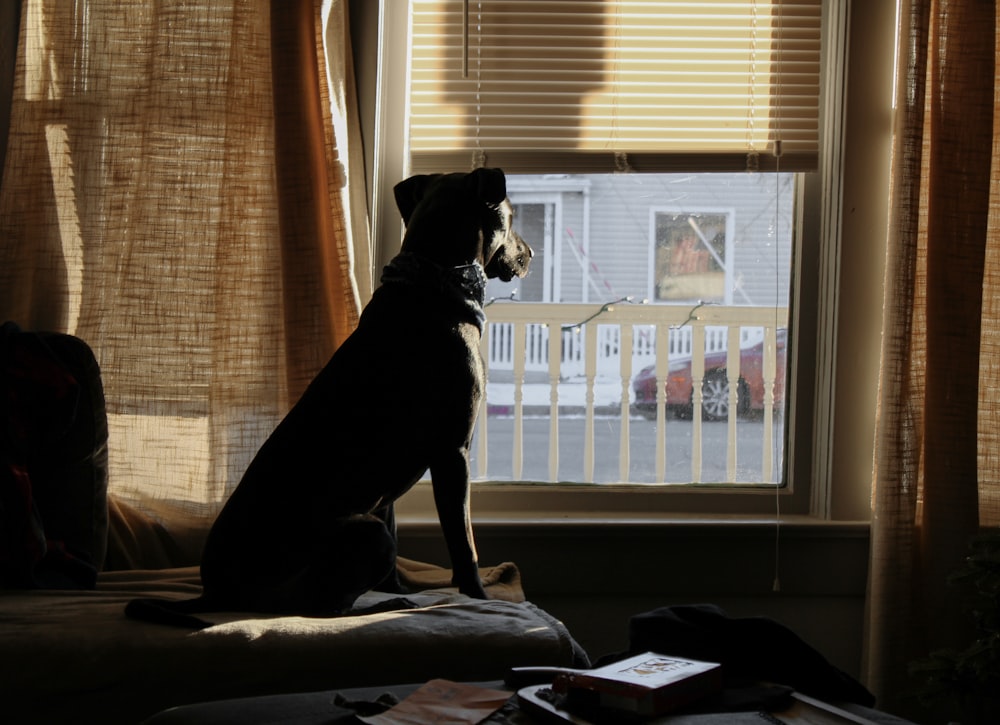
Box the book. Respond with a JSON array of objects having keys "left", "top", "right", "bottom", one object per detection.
[{"left": 523, "top": 651, "right": 723, "bottom": 719}]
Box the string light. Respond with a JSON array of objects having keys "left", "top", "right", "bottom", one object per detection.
[
  {"left": 486, "top": 294, "right": 663, "bottom": 332},
  {"left": 679, "top": 300, "right": 716, "bottom": 327},
  {"left": 559, "top": 296, "right": 642, "bottom": 333},
  {"left": 484, "top": 289, "right": 518, "bottom": 307},
  {"left": 486, "top": 295, "right": 720, "bottom": 335}
]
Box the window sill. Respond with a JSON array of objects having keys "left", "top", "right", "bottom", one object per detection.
[
  {"left": 397, "top": 509, "right": 869, "bottom": 537},
  {"left": 395, "top": 480, "right": 854, "bottom": 527},
  {"left": 395, "top": 491, "right": 870, "bottom": 599}
]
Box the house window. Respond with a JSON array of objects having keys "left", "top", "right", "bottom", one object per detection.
[
  {"left": 374, "top": 0, "right": 835, "bottom": 511},
  {"left": 653, "top": 211, "right": 732, "bottom": 305}
]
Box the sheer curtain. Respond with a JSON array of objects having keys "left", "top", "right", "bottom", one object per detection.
[
  {"left": 865, "top": 0, "right": 999, "bottom": 719},
  {"left": 0, "top": 0, "right": 366, "bottom": 528}
]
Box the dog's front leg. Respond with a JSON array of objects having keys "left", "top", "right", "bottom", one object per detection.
[{"left": 430, "top": 451, "right": 488, "bottom": 599}]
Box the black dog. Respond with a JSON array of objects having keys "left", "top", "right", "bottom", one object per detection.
[{"left": 127, "top": 168, "right": 532, "bottom": 627}]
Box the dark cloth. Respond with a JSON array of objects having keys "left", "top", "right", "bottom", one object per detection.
[
  {"left": 0, "top": 322, "right": 108, "bottom": 589},
  {"left": 622, "top": 603, "right": 876, "bottom": 707}
]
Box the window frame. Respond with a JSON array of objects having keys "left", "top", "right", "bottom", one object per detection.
[{"left": 367, "top": 0, "right": 878, "bottom": 522}]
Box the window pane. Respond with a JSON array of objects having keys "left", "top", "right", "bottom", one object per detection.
[{"left": 473, "top": 172, "right": 793, "bottom": 485}]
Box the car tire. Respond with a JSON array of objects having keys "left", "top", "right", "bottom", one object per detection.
[{"left": 700, "top": 370, "right": 750, "bottom": 421}]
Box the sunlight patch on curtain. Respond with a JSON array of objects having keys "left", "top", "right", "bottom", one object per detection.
[{"left": 0, "top": 0, "right": 359, "bottom": 523}]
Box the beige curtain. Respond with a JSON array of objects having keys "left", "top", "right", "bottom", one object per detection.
[
  {"left": 865, "top": 0, "right": 999, "bottom": 720},
  {"left": 0, "top": 0, "right": 365, "bottom": 525}
]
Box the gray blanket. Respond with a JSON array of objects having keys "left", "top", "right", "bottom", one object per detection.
[{"left": 0, "top": 566, "right": 586, "bottom": 724}]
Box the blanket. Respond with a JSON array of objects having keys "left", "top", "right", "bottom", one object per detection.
[{"left": 0, "top": 566, "right": 586, "bottom": 724}]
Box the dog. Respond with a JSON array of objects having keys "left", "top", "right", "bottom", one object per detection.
[{"left": 125, "top": 168, "right": 532, "bottom": 627}]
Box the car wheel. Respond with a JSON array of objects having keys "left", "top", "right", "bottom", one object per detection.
[{"left": 700, "top": 370, "right": 750, "bottom": 421}]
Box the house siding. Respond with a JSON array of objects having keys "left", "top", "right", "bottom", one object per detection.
[{"left": 507, "top": 173, "right": 794, "bottom": 309}]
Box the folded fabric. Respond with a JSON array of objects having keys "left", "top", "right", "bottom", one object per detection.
[{"left": 624, "top": 603, "right": 876, "bottom": 707}]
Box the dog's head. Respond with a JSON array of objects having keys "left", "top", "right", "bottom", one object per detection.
[
  {"left": 482, "top": 196, "right": 533, "bottom": 282},
  {"left": 393, "top": 168, "right": 533, "bottom": 281}
]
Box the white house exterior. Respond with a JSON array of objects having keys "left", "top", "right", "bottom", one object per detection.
[
  {"left": 489, "top": 172, "right": 794, "bottom": 308},
  {"left": 484, "top": 172, "right": 795, "bottom": 377}
]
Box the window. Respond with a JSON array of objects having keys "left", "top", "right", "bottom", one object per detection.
[
  {"left": 473, "top": 171, "right": 791, "bottom": 485},
  {"left": 374, "top": 0, "right": 840, "bottom": 514},
  {"left": 653, "top": 211, "right": 732, "bottom": 305}
]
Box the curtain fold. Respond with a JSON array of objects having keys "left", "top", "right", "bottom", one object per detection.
[
  {"left": 0, "top": 1, "right": 21, "bottom": 179},
  {"left": 321, "top": 0, "right": 374, "bottom": 303},
  {"left": 270, "top": 0, "right": 359, "bottom": 401},
  {"left": 0, "top": 0, "right": 364, "bottom": 523},
  {"left": 866, "top": 0, "right": 999, "bottom": 718}
]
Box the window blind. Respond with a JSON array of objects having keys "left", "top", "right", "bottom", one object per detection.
[{"left": 408, "top": 0, "right": 822, "bottom": 173}]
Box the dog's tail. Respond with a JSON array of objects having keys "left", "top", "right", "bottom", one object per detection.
[{"left": 125, "top": 596, "right": 217, "bottom": 630}]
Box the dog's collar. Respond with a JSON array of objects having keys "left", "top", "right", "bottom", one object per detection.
[{"left": 380, "top": 252, "right": 488, "bottom": 333}]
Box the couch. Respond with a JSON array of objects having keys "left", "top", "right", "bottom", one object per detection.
[{"left": 0, "top": 325, "right": 587, "bottom": 723}]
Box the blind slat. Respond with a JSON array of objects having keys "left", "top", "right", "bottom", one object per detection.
[{"left": 408, "top": 0, "right": 822, "bottom": 173}]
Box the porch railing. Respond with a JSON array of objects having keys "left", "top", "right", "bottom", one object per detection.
[
  {"left": 476, "top": 302, "right": 788, "bottom": 485},
  {"left": 486, "top": 317, "right": 766, "bottom": 378}
]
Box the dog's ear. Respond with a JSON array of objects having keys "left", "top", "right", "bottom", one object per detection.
[
  {"left": 393, "top": 174, "right": 434, "bottom": 226},
  {"left": 468, "top": 167, "right": 506, "bottom": 205}
]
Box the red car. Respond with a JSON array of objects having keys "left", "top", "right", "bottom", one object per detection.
[{"left": 632, "top": 329, "right": 787, "bottom": 421}]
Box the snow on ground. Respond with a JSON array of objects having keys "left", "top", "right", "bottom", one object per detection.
[{"left": 486, "top": 378, "right": 630, "bottom": 410}]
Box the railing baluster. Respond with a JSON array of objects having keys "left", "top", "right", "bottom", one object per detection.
[
  {"left": 548, "top": 323, "right": 561, "bottom": 481},
  {"left": 619, "top": 324, "right": 633, "bottom": 481},
  {"left": 477, "top": 323, "right": 490, "bottom": 478},
  {"left": 512, "top": 322, "right": 526, "bottom": 479},
  {"left": 654, "top": 324, "right": 670, "bottom": 482},
  {"left": 726, "top": 325, "right": 740, "bottom": 481},
  {"left": 584, "top": 324, "right": 598, "bottom": 483},
  {"left": 690, "top": 324, "right": 705, "bottom": 483},
  {"left": 763, "top": 325, "right": 777, "bottom": 482}
]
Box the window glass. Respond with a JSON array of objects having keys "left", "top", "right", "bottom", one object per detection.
[{"left": 473, "top": 172, "right": 792, "bottom": 485}]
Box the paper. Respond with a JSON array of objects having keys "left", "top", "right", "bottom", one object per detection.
[{"left": 358, "top": 679, "right": 511, "bottom": 725}]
